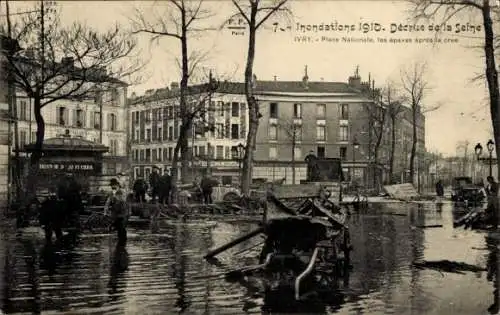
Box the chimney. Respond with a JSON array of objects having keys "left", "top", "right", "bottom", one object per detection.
[
  {"left": 348, "top": 65, "right": 361, "bottom": 88},
  {"left": 302, "top": 65, "right": 309, "bottom": 89},
  {"left": 170, "top": 82, "right": 180, "bottom": 90}
]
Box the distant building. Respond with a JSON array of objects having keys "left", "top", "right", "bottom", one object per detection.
[{"left": 128, "top": 67, "right": 427, "bottom": 187}]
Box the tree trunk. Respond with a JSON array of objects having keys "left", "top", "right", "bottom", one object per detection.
[
  {"left": 389, "top": 115, "right": 396, "bottom": 184},
  {"left": 409, "top": 107, "right": 417, "bottom": 184},
  {"left": 241, "top": 5, "right": 258, "bottom": 196},
  {"left": 17, "top": 97, "right": 44, "bottom": 227},
  {"left": 179, "top": 18, "right": 190, "bottom": 185},
  {"left": 481, "top": 0, "right": 500, "bottom": 228}
]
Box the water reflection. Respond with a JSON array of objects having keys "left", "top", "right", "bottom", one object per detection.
[
  {"left": 0, "top": 203, "right": 499, "bottom": 314},
  {"left": 108, "top": 245, "right": 129, "bottom": 300},
  {"left": 486, "top": 234, "right": 500, "bottom": 314}
]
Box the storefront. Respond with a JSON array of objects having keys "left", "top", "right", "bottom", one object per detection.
[{"left": 17, "top": 131, "right": 109, "bottom": 194}]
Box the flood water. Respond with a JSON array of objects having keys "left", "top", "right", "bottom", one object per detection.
[{"left": 0, "top": 201, "right": 499, "bottom": 314}]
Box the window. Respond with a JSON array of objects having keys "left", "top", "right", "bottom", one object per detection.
[
  {"left": 270, "top": 103, "right": 278, "bottom": 118},
  {"left": 146, "top": 128, "right": 151, "bottom": 141},
  {"left": 134, "top": 167, "right": 140, "bottom": 179},
  {"left": 199, "top": 146, "right": 205, "bottom": 157},
  {"left": 340, "top": 147, "right": 347, "bottom": 160},
  {"left": 111, "top": 88, "right": 119, "bottom": 106},
  {"left": 231, "top": 124, "right": 239, "bottom": 139},
  {"left": 107, "top": 113, "right": 117, "bottom": 131},
  {"left": 58, "top": 107, "right": 67, "bottom": 126},
  {"left": 152, "top": 148, "right": 157, "bottom": 161},
  {"left": 19, "top": 130, "right": 27, "bottom": 148},
  {"left": 145, "top": 110, "right": 152, "bottom": 122},
  {"left": 145, "top": 167, "right": 151, "bottom": 179},
  {"left": 75, "top": 109, "right": 85, "bottom": 127},
  {"left": 340, "top": 104, "right": 349, "bottom": 119},
  {"left": 19, "top": 100, "right": 27, "bottom": 120},
  {"left": 218, "top": 101, "right": 224, "bottom": 116},
  {"left": 293, "top": 147, "right": 302, "bottom": 159},
  {"left": 269, "top": 125, "right": 277, "bottom": 140},
  {"left": 168, "top": 147, "right": 173, "bottom": 160},
  {"left": 134, "top": 129, "right": 139, "bottom": 141},
  {"left": 168, "top": 126, "right": 173, "bottom": 141},
  {"left": 216, "top": 145, "right": 224, "bottom": 159},
  {"left": 157, "top": 127, "right": 162, "bottom": 141},
  {"left": 222, "top": 176, "right": 232, "bottom": 186},
  {"left": 216, "top": 123, "right": 224, "bottom": 139},
  {"left": 231, "top": 102, "right": 239, "bottom": 117},
  {"left": 145, "top": 149, "right": 151, "bottom": 161},
  {"left": 269, "top": 147, "right": 277, "bottom": 159},
  {"left": 317, "top": 146, "right": 325, "bottom": 158},
  {"left": 293, "top": 103, "right": 302, "bottom": 118},
  {"left": 31, "top": 131, "right": 36, "bottom": 143},
  {"left": 231, "top": 146, "right": 240, "bottom": 159},
  {"left": 316, "top": 125, "right": 326, "bottom": 141},
  {"left": 93, "top": 112, "right": 100, "bottom": 129},
  {"left": 140, "top": 150, "right": 145, "bottom": 161},
  {"left": 339, "top": 126, "right": 348, "bottom": 141},
  {"left": 109, "top": 139, "right": 118, "bottom": 155},
  {"left": 317, "top": 104, "right": 326, "bottom": 118}
]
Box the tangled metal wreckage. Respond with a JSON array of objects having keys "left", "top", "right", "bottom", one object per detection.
[{"left": 203, "top": 190, "right": 353, "bottom": 301}]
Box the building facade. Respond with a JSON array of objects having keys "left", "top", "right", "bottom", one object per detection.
[
  {"left": 129, "top": 69, "right": 427, "bottom": 187},
  {"left": 14, "top": 83, "right": 129, "bottom": 176},
  {"left": 0, "top": 35, "right": 129, "bottom": 206}
]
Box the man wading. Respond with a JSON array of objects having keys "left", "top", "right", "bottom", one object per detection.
[{"left": 105, "top": 178, "right": 129, "bottom": 246}]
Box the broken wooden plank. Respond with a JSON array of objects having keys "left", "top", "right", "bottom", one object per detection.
[{"left": 204, "top": 226, "right": 265, "bottom": 259}]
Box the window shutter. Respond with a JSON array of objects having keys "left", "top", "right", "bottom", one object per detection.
[
  {"left": 240, "top": 102, "right": 246, "bottom": 139},
  {"left": 225, "top": 103, "right": 230, "bottom": 139},
  {"left": 64, "top": 108, "right": 69, "bottom": 125},
  {"left": 72, "top": 109, "right": 77, "bottom": 127},
  {"left": 82, "top": 111, "right": 86, "bottom": 127}
]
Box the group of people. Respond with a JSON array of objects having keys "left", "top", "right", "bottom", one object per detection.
[
  {"left": 132, "top": 167, "right": 173, "bottom": 204},
  {"left": 131, "top": 167, "right": 219, "bottom": 205},
  {"left": 38, "top": 166, "right": 223, "bottom": 248}
]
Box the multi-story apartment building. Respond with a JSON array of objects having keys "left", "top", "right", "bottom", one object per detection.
[
  {"left": 1, "top": 35, "right": 129, "bottom": 206},
  {"left": 14, "top": 78, "right": 129, "bottom": 175},
  {"left": 129, "top": 68, "right": 427, "bottom": 187}
]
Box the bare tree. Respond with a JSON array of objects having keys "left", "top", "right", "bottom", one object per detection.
[
  {"left": 400, "top": 62, "right": 433, "bottom": 184},
  {"left": 360, "top": 86, "right": 387, "bottom": 189},
  {"left": 278, "top": 119, "right": 301, "bottom": 185},
  {"left": 412, "top": 0, "right": 500, "bottom": 223},
  {"left": 386, "top": 99, "right": 405, "bottom": 184},
  {"left": 1, "top": 1, "right": 140, "bottom": 212},
  {"left": 230, "top": 0, "right": 289, "bottom": 195},
  {"left": 130, "top": 0, "right": 215, "bottom": 185}
]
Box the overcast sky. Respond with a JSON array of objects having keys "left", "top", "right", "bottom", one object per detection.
[{"left": 3, "top": 0, "right": 495, "bottom": 156}]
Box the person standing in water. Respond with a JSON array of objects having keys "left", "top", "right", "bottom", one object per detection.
[{"left": 104, "top": 178, "right": 129, "bottom": 246}]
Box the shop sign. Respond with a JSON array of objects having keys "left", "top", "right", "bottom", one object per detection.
[{"left": 39, "top": 161, "right": 98, "bottom": 173}]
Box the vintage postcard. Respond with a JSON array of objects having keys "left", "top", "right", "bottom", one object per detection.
[{"left": 0, "top": 0, "right": 499, "bottom": 314}]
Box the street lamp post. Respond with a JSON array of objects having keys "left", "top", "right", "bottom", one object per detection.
[
  {"left": 352, "top": 138, "right": 360, "bottom": 182},
  {"left": 475, "top": 139, "right": 496, "bottom": 178}
]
